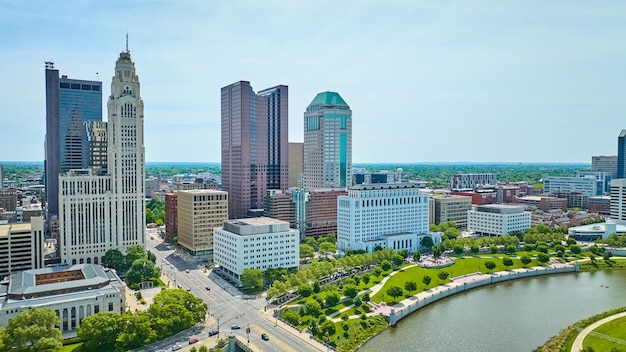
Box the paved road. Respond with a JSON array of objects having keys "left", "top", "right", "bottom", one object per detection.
[
  {"left": 571, "top": 312, "right": 626, "bottom": 352},
  {"left": 143, "top": 235, "right": 326, "bottom": 352}
]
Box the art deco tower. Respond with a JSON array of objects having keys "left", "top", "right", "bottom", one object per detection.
[
  {"left": 58, "top": 46, "right": 145, "bottom": 265},
  {"left": 304, "top": 92, "right": 352, "bottom": 189}
]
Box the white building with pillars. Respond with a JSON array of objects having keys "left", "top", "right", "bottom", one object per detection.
[{"left": 0, "top": 264, "right": 125, "bottom": 333}]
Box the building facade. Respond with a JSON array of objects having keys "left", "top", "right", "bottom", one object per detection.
[
  {"left": 543, "top": 176, "right": 601, "bottom": 197},
  {"left": 517, "top": 196, "right": 568, "bottom": 212},
  {"left": 0, "top": 217, "right": 44, "bottom": 280},
  {"left": 288, "top": 142, "right": 304, "bottom": 188},
  {"left": 177, "top": 190, "right": 228, "bottom": 256},
  {"left": 450, "top": 173, "right": 497, "bottom": 191},
  {"left": 588, "top": 196, "right": 611, "bottom": 216},
  {"left": 45, "top": 63, "right": 102, "bottom": 217},
  {"left": 0, "top": 188, "right": 17, "bottom": 212},
  {"left": 304, "top": 92, "right": 352, "bottom": 189},
  {"left": 618, "top": 130, "right": 626, "bottom": 179},
  {"left": 58, "top": 49, "right": 145, "bottom": 265},
  {"left": 592, "top": 155, "right": 617, "bottom": 178},
  {"left": 164, "top": 192, "right": 178, "bottom": 242},
  {"left": 467, "top": 204, "right": 531, "bottom": 236},
  {"left": 221, "top": 82, "right": 289, "bottom": 219},
  {"left": 610, "top": 179, "right": 626, "bottom": 224},
  {"left": 337, "top": 183, "right": 430, "bottom": 252},
  {"left": 0, "top": 264, "right": 125, "bottom": 333},
  {"left": 213, "top": 217, "right": 299, "bottom": 284},
  {"left": 432, "top": 195, "right": 472, "bottom": 228}
]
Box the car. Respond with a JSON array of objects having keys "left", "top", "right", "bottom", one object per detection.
[
  {"left": 205, "top": 286, "right": 211, "bottom": 291},
  {"left": 231, "top": 324, "right": 241, "bottom": 330},
  {"left": 185, "top": 269, "right": 190, "bottom": 273},
  {"left": 261, "top": 333, "right": 269, "bottom": 341},
  {"left": 208, "top": 329, "right": 219, "bottom": 337},
  {"left": 171, "top": 345, "right": 182, "bottom": 351},
  {"left": 188, "top": 338, "right": 198, "bottom": 345},
  {"left": 170, "top": 264, "right": 174, "bottom": 269}
]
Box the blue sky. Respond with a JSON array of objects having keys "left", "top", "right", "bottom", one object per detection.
[{"left": 0, "top": 1, "right": 624, "bottom": 163}]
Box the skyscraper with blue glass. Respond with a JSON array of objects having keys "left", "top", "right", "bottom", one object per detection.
[
  {"left": 45, "top": 62, "right": 102, "bottom": 217},
  {"left": 304, "top": 92, "right": 352, "bottom": 189}
]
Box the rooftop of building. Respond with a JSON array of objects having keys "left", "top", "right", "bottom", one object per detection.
[
  {"left": 381, "top": 231, "right": 413, "bottom": 237},
  {"left": 569, "top": 221, "right": 626, "bottom": 234},
  {"left": 0, "top": 222, "right": 32, "bottom": 237},
  {"left": 308, "top": 91, "right": 348, "bottom": 107},
  {"left": 474, "top": 204, "right": 527, "bottom": 214},
  {"left": 4, "top": 264, "right": 112, "bottom": 297},
  {"left": 350, "top": 183, "right": 424, "bottom": 191},
  {"left": 177, "top": 189, "right": 226, "bottom": 195},
  {"left": 226, "top": 217, "right": 287, "bottom": 227}
]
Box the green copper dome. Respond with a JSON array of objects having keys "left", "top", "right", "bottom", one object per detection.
[{"left": 308, "top": 91, "right": 348, "bottom": 107}]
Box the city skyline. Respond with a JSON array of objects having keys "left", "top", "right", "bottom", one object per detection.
[{"left": 1, "top": 1, "right": 625, "bottom": 163}]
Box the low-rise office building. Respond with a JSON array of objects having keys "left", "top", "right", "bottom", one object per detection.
[
  {"left": 213, "top": 217, "right": 299, "bottom": 284},
  {"left": 467, "top": 204, "right": 531, "bottom": 236},
  {"left": 177, "top": 190, "right": 228, "bottom": 256},
  {"left": 0, "top": 263, "right": 126, "bottom": 333},
  {"left": 432, "top": 195, "right": 472, "bottom": 228},
  {"left": 588, "top": 196, "right": 611, "bottom": 216}
]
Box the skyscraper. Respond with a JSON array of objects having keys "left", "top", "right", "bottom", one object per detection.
[
  {"left": 58, "top": 48, "right": 145, "bottom": 265},
  {"left": 304, "top": 92, "right": 352, "bottom": 189},
  {"left": 45, "top": 63, "right": 102, "bottom": 217},
  {"left": 618, "top": 130, "right": 626, "bottom": 179},
  {"left": 221, "top": 81, "right": 288, "bottom": 219}
]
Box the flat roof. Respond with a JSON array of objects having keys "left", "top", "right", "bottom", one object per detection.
[
  {"left": 7, "top": 264, "right": 110, "bottom": 296},
  {"left": 227, "top": 217, "right": 287, "bottom": 226},
  {"left": 177, "top": 189, "right": 226, "bottom": 194},
  {"left": 0, "top": 223, "right": 31, "bottom": 237}
]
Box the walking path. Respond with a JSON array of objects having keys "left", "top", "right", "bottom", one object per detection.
[{"left": 571, "top": 312, "right": 626, "bottom": 352}]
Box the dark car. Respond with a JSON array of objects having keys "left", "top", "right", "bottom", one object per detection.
[
  {"left": 208, "top": 330, "right": 219, "bottom": 337},
  {"left": 231, "top": 324, "right": 241, "bottom": 330},
  {"left": 261, "top": 333, "right": 269, "bottom": 341},
  {"left": 205, "top": 286, "right": 211, "bottom": 291}
]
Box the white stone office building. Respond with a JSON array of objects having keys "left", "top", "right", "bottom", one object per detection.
[
  {"left": 543, "top": 176, "right": 602, "bottom": 197},
  {"left": 213, "top": 217, "right": 299, "bottom": 284},
  {"left": 0, "top": 217, "right": 45, "bottom": 280},
  {"left": 467, "top": 204, "right": 531, "bottom": 236},
  {"left": 0, "top": 264, "right": 125, "bottom": 333},
  {"left": 58, "top": 48, "right": 145, "bottom": 265},
  {"left": 610, "top": 179, "right": 626, "bottom": 224},
  {"left": 177, "top": 189, "right": 228, "bottom": 256},
  {"left": 337, "top": 183, "right": 437, "bottom": 253}
]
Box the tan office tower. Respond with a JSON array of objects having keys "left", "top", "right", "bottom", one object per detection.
[
  {"left": 304, "top": 92, "right": 352, "bottom": 189},
  {"left": 177, "top": 190, "right": 228, "bottom": 256},
  {"left": 288, "top": 142, "right": 303, "bottom": 188}
]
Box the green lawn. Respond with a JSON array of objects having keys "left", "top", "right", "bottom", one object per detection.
[
  {"left": 583, "top": 316, "right": 626, "bottom": 351},
  {"left": 59, "top": 343, "right": 82, "bottom": 352}
]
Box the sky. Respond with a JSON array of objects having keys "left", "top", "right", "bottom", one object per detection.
[{"left": 0, "top": 1, "right": 625, "bottom": 163}]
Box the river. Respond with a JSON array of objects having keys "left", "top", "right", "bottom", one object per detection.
[{"left": 358, "top": 270, "right": 626, "bottom": 352}]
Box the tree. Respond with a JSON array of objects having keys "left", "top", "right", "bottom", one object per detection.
[
  {"left": 77, "top": 312, "right": 122, "bottom": 351},
  {"left": 484, "top": 261, "right": 496, "bottom": 273},
  {"left": 305, "top": 236, "right": 318, "bottom": 251},
  {"left": 391, "top": 253, "right": 404, "bottom": 266},
  {"left": 318, "top": 242, "right": 336, "bottom": 256},
  {"left": 127, "top": 259, "right": 161, "bottom": 287},
  {"left": 148, "top": 289, "right": 207, "bottom": 339},
  {"left": 126, "top": 244, "right": 147, "bottom": 267},
  {"left": 437, "top": 271, "right": 449, "bottom": 283},
  {"left": 413, "top": 251, "right": 421, "bottom": 262},
  {"left": 504, "top": 245, "right": 516, "bottom": 255},
  {"left": 386, "top": 285, "right": 403, "bottom": 302},
  {"left": 421, "top": 236, "right": 434, "bottom": 249},
  {"left": 325, "top": 292, "right": 340, "bottom": 307},
  {"left": 432, "top": 245, "right": 442, "bottom": 259},
  {"left": 398, "top": 249, "right": 409, "bottom": 259},
  {"left": 102, "top": 248, "right": 127, "bottom": 271},
  {"left": 470, "top": 245, "right": 479, "bottom": 254},
  {"left": 313, "top": 281, "right": 321, "bottom": 293},
  {"left": 537, "top": 252, "right": 550, "bottom": 264},
  {"left": 300, "top": 244, "right": 315, "bottom": 260},
  {"left": 305, "top": 300, "right": 322, "bottom": 318},
  {"left": 489, "top": 245, "right": 498, "bottom": 254},
  {"left": 404, "top": 281, "right": 417, "bottom": 294},
  {"left": 453, "top": 245, "right": 464, "bottom": 255},
  {"left": 116, "top": 311, "right": 157, "bottom": 351},
  {"left": 536, "top": 245, "right": 548, "bottom": 253},
  {"left": 2, "top": 307, "right": 63, "bottom": 352},
  {"left": 298, "top": 283, "right": 313, "bottom": 297},
  {"left": 381, "top": 260, "right": 392, "bottom": 271},
  {"left": 520, "top": 255, "right": 532, "bottom": 267},
  {"left": 320, "top": 320, "right": 336, "bottom": 337},
  {"left": 502, "top": 257, "right": 514, "bottom": 270},
  {"left": 570, "top": 244, "right": 582, "bottom": 255},
  {"left": 241, "top": 268, "right": 264, "bottom": 290},
  {"left": 343, "top": 284, "right": 359, "bottom": 299},
  {"left": 372, "top": 266, "right": 383, "bottom": 277},
  {"left": 281, "top": 309, "right": 300, "bottom": 326}
]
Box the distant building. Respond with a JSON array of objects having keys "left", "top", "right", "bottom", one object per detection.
[
  {"left": 547, "top": 190, "right": 589, "bottom": 209},
  {"left": 145, "top": 178, "right": 158, "bottom": 198},
  {"left": 588, "top": 196, "right": 610, "bottom": 216},
  {"left": 618, "top": 130, "right": 626, "bottom": 179},
  {"left": 450, "top": 174, "right": 497, "bottom": 191},
  {"left": 568, "top": 221, "right": 625, "bottom": 241},
  {"left": 467, "top": 204, "right": 531, "bottom": 236},
  {"left": 592, "top": 155, "right": 617, "bottom": 178},
  {"left": 84, "top": 120, "right": 107, "bottom": 173},
  {"left": 0, "top": 264, "right": 126, "bottom": 333},
  {"left": 450, "top": 190, "right": 497, "bottom": 205},
  {"left": 0, "top": 217, "right": 44, "bottom": 280},
  {"left": 304, "top": 92, "right": 352, "bottom": 189},
  {"left": 495, "top": 185, "right": 520, "bottom": 204},
  {"left": 288, "top": 143, "right": 304, "bottom": 188},
  {"left": 0, "top": 188, "right": 17, "bottom": 212},
  {"left": 171, "top": 179, "right": 218, "bottom": 191},
  {"left": 177, "top": 190, "right": 228, "bottom": 256},
  {"left": 517, "top": 196, "right": 568, "bottom": 212},
  {"left": 213, "top": 217, "right": 299, "bottom": 285},
  {"left": 543, "top": 176, "right": 601, "bottom": 197},
  {"left": 432, "top": 195, "right": 472, "bottom": 228},
  {"left": 337, "top": 183, "right": 434, "bottom": 253},
  {"left": 610, "top": 179, "right": 626, "bottom": 224},
  {"left": 353, "top": 169, "right": 396, "bottom": 185},
  {"left": 576, "top": 170, "right": 612, "bottom": 194},
  {"left": 0, "top": 164, "right": 3, "bottom": 189},
  {"left": 164, "top": 192, "right": 178, "bottom": 242}
]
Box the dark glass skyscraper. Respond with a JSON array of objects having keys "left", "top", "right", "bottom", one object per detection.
[
  {"left": 45, "top": 63, "right": 102, "bottom": 217},
  {"left": 618, "top": 130, "right": 626, "bottom": 179},
  {"left": 221, "top": 81, "right": 288, "bottom": 219}
]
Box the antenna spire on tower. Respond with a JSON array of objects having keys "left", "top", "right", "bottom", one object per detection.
[{"left": 126, "top": 32, "right": 129, "bottom": 53}]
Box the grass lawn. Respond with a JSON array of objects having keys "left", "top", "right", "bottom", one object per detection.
[
  {"left": 59, "top": 343, "right": 82, "bottom": 352},
  {"left": 583, "top": 316, "right": 626, "bottom": 351},
  {"left": 371, "top": 256, "right": 540, "bottom": 304}
]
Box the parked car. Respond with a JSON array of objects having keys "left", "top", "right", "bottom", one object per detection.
[
  {"left": 208, "top": 330, "right": 219, "bottom": 337},
  {"left": 185, "top": 269, "right": 190, "bottom": 273},
  {"left": 188, "top": 338, "right": 198, "bottom": 345},
  {"left": 171, "top": 345, "right": 182, "bottom": 351},
  {"left": 231, "top": 324, "right": 241, "bottom": 330},
  {"left": 205, "top": 286, "right": 211, "bottom": 291},
  {"left": 261, "top": 333, "right": 269, "bottom": 341}
]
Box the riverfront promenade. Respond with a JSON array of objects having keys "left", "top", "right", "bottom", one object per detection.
[{"left": 571, "top": 311, "right": 626, "bottom": 352}]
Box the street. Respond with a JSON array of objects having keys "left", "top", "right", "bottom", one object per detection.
[{"left": 143, "top": 232, "right": 326, "bottom": 352}]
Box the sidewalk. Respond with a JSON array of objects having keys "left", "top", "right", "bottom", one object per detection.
[{"left": 571, "top": 312, "right": 626, "bottom": 352}]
